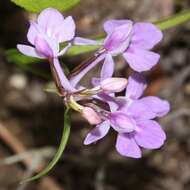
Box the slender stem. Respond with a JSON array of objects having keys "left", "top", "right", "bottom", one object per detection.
[
  {"left": 155, "top": 9, "right": 190, "bottom": 30},
  {"left": 20, "top": 107, "right": 71, "bottom": 184}
]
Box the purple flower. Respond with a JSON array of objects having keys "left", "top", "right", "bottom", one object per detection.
[
  {"left": 17, "top": 8, "right": 75, "bottom": 59},
  {"left": 103, "top": 20, "right": 163, "bottom": 72},
  {"left": 84, "top": 73, "right": 170, "bottom": 158},
  {"left": 71, "top": 20, "right": 162, "bottom": 86}
]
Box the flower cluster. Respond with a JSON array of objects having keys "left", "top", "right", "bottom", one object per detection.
[{"left": 17, "top": 8, "right": 170, "bottom": 158}]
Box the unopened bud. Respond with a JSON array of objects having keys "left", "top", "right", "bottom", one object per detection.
[
  {"left": 100, "top": 77, "right": 127, "bottom": 93},
  {"left": 81, "top": 107, "right": 102, "bottom": 125}
]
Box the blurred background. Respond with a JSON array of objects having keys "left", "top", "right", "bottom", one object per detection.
[{"left": 0, "top": 0, "right": 190, "bottom": 189}]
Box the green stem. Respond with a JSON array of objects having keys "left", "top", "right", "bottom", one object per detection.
[
  {"left": 20, "top": 107, "right": 71, "bottom": 184},
  {"left": 155, "top": 9, "right": 190, "bottom": 30}
]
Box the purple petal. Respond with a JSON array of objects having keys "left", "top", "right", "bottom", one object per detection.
[
  {"left": 70, "top": 53, "right": 106, "bottom": 87},
  {"left": 116, "top": 133, "right": 142, "bottom": 158},
  {"left": 109, "top": 112, "right": 136, "bottom": 133},
  {"left": 139, "top": 96, "right": 170, "bottom": 117},
  {"left": 84, "top": 121, "right": 110, "bottom": 145},
  {"left": 104, "top": 19, "right": 133, "bottom": 34},
  {"left": 126, "top": 72, "right": 147, "bottom": 99},
  {"left": 123, "top": 47, "right": 160, "bottom": 72},
  {"left": 17, "top": 44, "right": 45, "bottom": 58},
  {"left": 27, "top": 22, "right": 40, "bottom": 45},
  {"left": 55, "top": 16, "right": 76, "bottom": 42},
  {"left": 127, "top": 100, "right": 156, "bottom": 121},
  {"left": 101, "top": 54, "right": 115, "bottom": 80},
  {"left": 37, "top": 8, "right": 64, "bottom": 32},
  {"left": 131, "top": 23, "right": 163, "bottom": 49},
  {"left": 34, "top": 35, "right": 54, "bottom": 58},
  {"left": 135, "top": 120, "right": 166, "bottom": 149},
  {"left": 104, "top": 23, "right": 132, "bottom": 55},
  {"left": 52, "top": 58, "right": 75, "bottom": 92},
  {"left": 74, "top": 37, "right": 102, "bottom": 46}
]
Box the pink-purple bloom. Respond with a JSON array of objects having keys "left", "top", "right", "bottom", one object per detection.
[
  {"left": 71, "top": 20, "right": 163, "bottom": 86},
  {"left": 16, "top": 8, "right": 170, "bottom": 159},
  {"left": 84, "top": 73, "right": 170, "bottom": 158},
  {"left": 17, "top": 8, "right": 75, "bottom": 59}
]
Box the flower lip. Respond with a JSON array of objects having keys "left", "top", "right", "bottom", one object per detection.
[
  {"left": 103, "top": 22, "right": 133, "bottom": 56},
  {"left": 109, "top": 112, "right": 136, "bottom": 133}
]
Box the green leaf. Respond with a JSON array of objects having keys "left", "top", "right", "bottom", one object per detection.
[
  {"left": 20, "top": 107, "right": 71, "bottom": 184},
  {"left": 11, "top": 0, "right": 80, "bottom": 13}
]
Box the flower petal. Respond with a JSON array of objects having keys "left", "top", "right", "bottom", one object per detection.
[
  {"left": 17, "top": 44, "right": 45, "bottom": 58},
  {"left": 109, "top": 112, "right": 136, "bottom": 133},
  {"left": 116, "top": 133, "right": 142, "bottom": 158},
  {"left": 37, "top": 8, "right": 64, "bottom": 31},
  {"left": 34, "top": 35, "right": 54, "bottom": 58},
  {"left": 55, "top": 16, "right": 76, "bottom": 42},
  {"left": 74, "top": 37, "right": 102, "bottom": 46},
  {"left": 126, "top": 72, "right": 147, "bottom": 99},
  {"left": 135, "top": 120, "right": 166, "bottom": 149},
  {"left": 104, "top": 19, "right": 133, "bottom": 34},
  {"left": 101, "top": 54, "right": 115, "bottom": 80},
  {"left": 123, "top": 47, "right": 160, "bottom": 72},
  {"left": 139, "top": 96, "right": 170, "bottom": 117},
  {"left": 127, "top": 100, "right": 156, "bottom": 121},
  {"left": 131, "top": 23, "right": 163, "bottom": 49},
  {"left": 104, "top": 23, "right": 132, "bottom": 55},
  {"left": 84, "top": 121, "right": 110, "bottom": 145},
  {"left": 27, "top": 22, "right": 40, "bottom": 45}
]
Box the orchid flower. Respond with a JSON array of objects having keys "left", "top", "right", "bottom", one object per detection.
[
  {"left": 17, "top": 8, "right": 75, "bottom": 59},
  {"left": 16, "top": 8, "right": 170, "bottom": 160},
  {"left": 70, "top": 20, "right": 163, "bottom": 86},
  {"left": 17, "top": 8, "right": 76, "bottom": 92},
  {"left": 84, "top": 73, "right": 170, "bottom": 158}
]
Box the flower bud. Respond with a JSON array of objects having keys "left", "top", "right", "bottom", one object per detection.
[
  {"left": 100, "top": 77, "right": 127, "bottom": 93},
  {"left": 81, "top": 107, "right": 102, "bottom": 125}
]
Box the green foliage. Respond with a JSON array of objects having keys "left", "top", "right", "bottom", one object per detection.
[
  {"left": 6, "top": 49, "right": 40, "bottom": 65},
  {"left": 155, "top": 9, "right": 190, "bottom": 30},
  {"left": 21, "top": 107, "right": 71, "bottom": 183},
  {"left": 11, "top": 0, "right": 80, "bottom": 12},
  {"left": 67, "top": 44, "right": 101, "bottom": 56}
]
